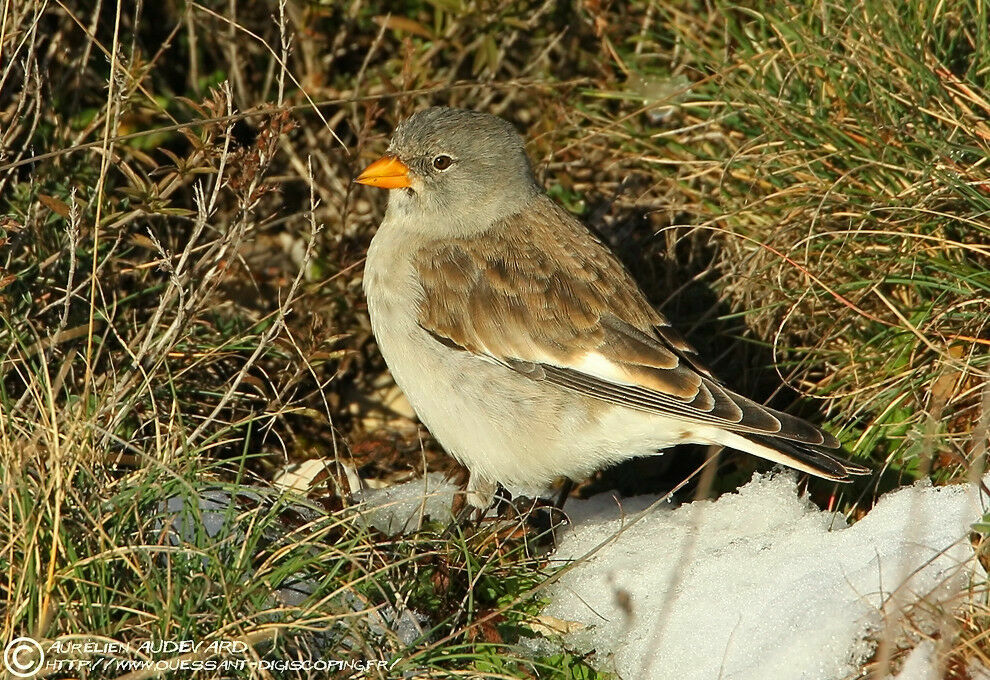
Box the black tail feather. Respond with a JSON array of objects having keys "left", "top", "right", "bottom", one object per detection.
[{"left": 740, "top": 432, "right": 871, "bottom": 481}]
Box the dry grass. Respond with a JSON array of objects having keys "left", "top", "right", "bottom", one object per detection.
[{"left": 1, "top": 0, "right": 988, "bottom": 676}]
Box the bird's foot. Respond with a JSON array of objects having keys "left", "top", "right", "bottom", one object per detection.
[
  {"left": 497, "top": 495, "right": 570, "bottom": 554},
  {"left": 442, "top": 493, "right": 483, "bottom": 538},
  {"left": 442, "top": 490, "right": 569, "bottom": 552}
]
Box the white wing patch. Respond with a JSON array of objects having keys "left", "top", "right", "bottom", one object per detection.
[{"left": 569, "top": 352, "right": 635, "bottom": 386}]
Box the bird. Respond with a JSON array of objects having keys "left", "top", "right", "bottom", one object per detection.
[{"left": 354, "top": 106, "right": 869, "bottom": 514}]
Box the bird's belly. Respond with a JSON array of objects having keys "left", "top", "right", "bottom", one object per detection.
[
  {"left": 368, "top": 314, "right": 699, "bottom": 492},
  {"left": 368, "top": 304, "right": 567, "bottom": 488}
]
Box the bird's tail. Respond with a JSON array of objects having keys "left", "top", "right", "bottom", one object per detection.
[{"left": 724, "top": 431, "right": 871, "bottom": 481}]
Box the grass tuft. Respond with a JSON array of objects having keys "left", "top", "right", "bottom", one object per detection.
[{"left": 2, "top": 0, "right": 988, "bottom": 676}]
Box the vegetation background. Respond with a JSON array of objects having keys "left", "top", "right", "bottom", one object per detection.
[{"left": 1, "top": 0, "right": 988, "bottom": 677}]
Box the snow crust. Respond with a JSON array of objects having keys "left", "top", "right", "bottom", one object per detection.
[
  {"left": 356, "top": 472, "right": 987, "bottom": 679},
  {"left": 544, "top": 474, "right": 983, "bottom": 680}
]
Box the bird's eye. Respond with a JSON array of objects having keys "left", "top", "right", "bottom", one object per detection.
[{"left": 432, "top": 154, "right": 454, "bottom": 171}]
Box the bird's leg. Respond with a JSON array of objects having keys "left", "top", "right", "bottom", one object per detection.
[
  {"left": 552, "top": 478, "right": 574, "bottom": 510},
  {"left": 491, "top": 483, "right": 516, "bottom": 518},
  {"left": 449, "top": 501, "right": 476, "bottom": 528},
  {"left": 466, "top": 473, "right": 497, "bottom": 512},
  {"left": 448, "top": 467, "right": 470, "bottom": 520},
  {"left": 512, "top": 478, "right": 572, "bottom": 526},
  {"left": 444, "top": 473, "right": 496, "bottom": 535},
  {"left": 503, "top": 479, "right": 573, "bottom": 552}
]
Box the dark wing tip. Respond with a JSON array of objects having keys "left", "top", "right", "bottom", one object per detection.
[{"left": 741, "top": 432, "right": 871, "bottom": 481}]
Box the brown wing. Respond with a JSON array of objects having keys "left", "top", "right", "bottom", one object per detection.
[{"left": 414, "top": 195, "right": 836, "bottom": 447}]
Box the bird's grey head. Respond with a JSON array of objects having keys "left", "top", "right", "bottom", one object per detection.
[{"left": 356, "top": 107, "right": 540, "bottom": 235}]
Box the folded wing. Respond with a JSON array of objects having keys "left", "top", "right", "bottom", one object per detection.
[{"left": 413, "top": 195, "right": 867, "bottom": 478}]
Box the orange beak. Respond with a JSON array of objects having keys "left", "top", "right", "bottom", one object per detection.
[{"left": 354, "top": 155, "right": 412, "bottom": 189}]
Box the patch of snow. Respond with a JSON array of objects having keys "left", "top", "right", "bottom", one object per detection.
[
  {"left": 888, "top": 641, "right": 939, "bottom": 680},
  {"left": 352, "top": 473, "right": 458, "bottom": 534},
  {"left": 352, "top": 472, "right": 987, "bottom": 679},
  {"left": 969, "top": 659, "right": 990, "bottom": 680},
  {"left": 156, "top": 488, "right": 261, "bottom": 544},
  {"left": 542, "top": 473, "right": 985, "bottom": 680}
]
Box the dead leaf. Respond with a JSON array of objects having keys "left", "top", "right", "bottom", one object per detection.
[
  {"left": 38, "top": 193, "right": 71, "bottom": 218},
  {"left": 522, "top": 614, "right": 585, "bottom": 637},
  {"left": 373, "top": 15, "right": 434, "bottom": 40}
]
